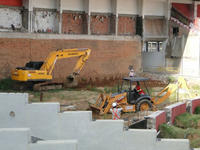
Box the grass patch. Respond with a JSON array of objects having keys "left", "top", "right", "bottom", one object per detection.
[
  {"left": 190, "top": 138, "right": 200, "bottom": 148},
  {"left": 104, "top": 85, "right": 118, "bottom": 94},
  {"left": 0, "top": 78, "right": 15, "bottom": 91},
  {"left": 86, "top": 85, "right": 104, "bottom": 93},
  {"left": 174, "top": 113, "right": 200, "bottom": 129},
  {"left": 159, "top": 123, "right": 200, "bottom": 148},
  {"left": 159, "top": 124, "right": 185, "bottom": 138},
  {"left": 195, "top": 106, "right": 200, "bottom": 114}
]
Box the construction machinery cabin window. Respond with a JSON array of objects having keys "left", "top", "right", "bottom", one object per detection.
[{"left": 144, "top": 41, "right": 163, "bottom": 52}]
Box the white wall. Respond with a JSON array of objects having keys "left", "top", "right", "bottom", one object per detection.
[
  {"left": 33, "top": 10, "right": 59, "bottom": 33},
  {"left": 90, "top": 0, "right": 112, "bottom": 13},
  {"left": 61, "top": 0, "right": 85, "bottom": 11},
  {"left": 32, "top": 0, "right": 57, "bottom": 9},
  {"left": 143, "top": 0, "right": 166, "bottom": 16},
  {"left": 117, "top": 0, "right": 138, "bottom": 15},
  {"left": 0, "top": 8, "right": 22, "bottom": 30}
]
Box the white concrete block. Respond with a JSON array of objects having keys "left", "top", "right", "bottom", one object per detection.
[
  {"left": 30, "top": 140, "right": 78, "bottom": 150},
  {"left": 0, "top": 128, "right": 30, "bottom": 150},
  {"left": 123, "top": 129, "right": 157, "bottom": 150},
  {"left": 156, "top": 139, "right": 190, "bottom": 150}
]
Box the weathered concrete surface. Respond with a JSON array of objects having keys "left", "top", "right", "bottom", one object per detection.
[
  {"left": 33, "top": 10, "right": 59, "bottom": 33},
  {"left": 0, "top": 36, "right": 141, "bottom": 85},
  {"left": 0, "top": 93, "right": 191, "bottom": 150},
  {"left": 0, "top": 7, "right": 22, "bottom": 31}
]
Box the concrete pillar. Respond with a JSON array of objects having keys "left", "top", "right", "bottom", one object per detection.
[
  {"left": 28, "top": 11, "right": 33, "bottom": 33},
  {"left": 194, "top": 1, "right": 198, "bottom": 19},
  {"left": 58, "top": 11, "right": 62, "bottom": 34},
  {"left": 87, "top": 14, "right": 91, "bottom": 35},
  {"left": 115, "top": 14, "right": 118, "bottom": 36}
]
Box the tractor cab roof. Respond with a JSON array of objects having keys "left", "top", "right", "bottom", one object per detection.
[{"left": 123, "top": 77, "right": 149, "bottom": 82}]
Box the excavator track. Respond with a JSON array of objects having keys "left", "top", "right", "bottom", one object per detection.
[{"left": 33, "top": 81, "right": 63, "bottom": 91}]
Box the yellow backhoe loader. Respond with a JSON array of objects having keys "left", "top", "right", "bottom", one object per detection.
[
  {"left": 11, "top": 48, "right": 91, "bottom": 90},
  {"left": 90, "top": 76, "right": 190, "bottom": 115}
]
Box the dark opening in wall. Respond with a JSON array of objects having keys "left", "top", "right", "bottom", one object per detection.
[
  {"left": 136, "top": 16, "right": 143, "bottom": 36},
  {"left": 173, "top": 27, "right": 179, "bottom": 36}
]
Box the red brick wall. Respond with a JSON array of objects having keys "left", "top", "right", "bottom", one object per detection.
[
  {"left": 0, "top": 38, "right": 141, "bottom": 85},
  {"left": 171, "top": 103, "right": 186, "bottom": 124},
  {"left": 62, "top": 12, "right": 87, "bottom": 34},
  {"left": 90, "top": 15, "right": 111, "bottom": 35},
  {"left": 197, "top": 5, "right": 200, "bottom": 18},
  {"left": 118, "top": 16, "right": 136, "bottom": 35},
  {"left": 191, "top": 99, "right": 200, "bottom": 113},
  {"left": 155, "top": 112, "right": 166, "bottom": 131},
  {"left": 0, "top": 0, "right": 22, "bottom": 7}
]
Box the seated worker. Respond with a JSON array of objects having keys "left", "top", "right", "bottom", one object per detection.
[{"left": 135, "top": 82, "right": 145, "bottom": 95}]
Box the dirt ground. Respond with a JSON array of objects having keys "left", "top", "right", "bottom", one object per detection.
[{"left": 27, "top": 75, "right": 200, "bottom": 121}]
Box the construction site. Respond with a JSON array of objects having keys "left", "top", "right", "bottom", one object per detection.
[{"left": 1, "top": 0, "right": 200, "bottom": 150}]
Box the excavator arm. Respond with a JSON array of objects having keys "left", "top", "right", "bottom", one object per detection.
[
  {"left": 151, "top": 77, "right": 191, "bottom": 105},
  {"left": 40, "top": 48, "right": 91, "bottom": 76}
]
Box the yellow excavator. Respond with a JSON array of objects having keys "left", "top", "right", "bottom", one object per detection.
[
  {"left": 11, "top": 48, "right": 91, "bottom": 90},
  {"left": 90, "top": 76, "right": 190, "bottom": 115}
]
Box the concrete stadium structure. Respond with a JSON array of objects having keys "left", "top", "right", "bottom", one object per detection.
[{"left": 0, "top": 93, "right": 191, "bottom": 150}]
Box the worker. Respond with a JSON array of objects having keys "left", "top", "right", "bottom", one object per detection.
[
  {"left": 110, "top": 102, "right": 123, "bottom": 120},
  {"left": 135, "top": 82, "right": 145, "bottom": 95},
  {"left": 129, "top": 68, "right": 135, "bottom": 77}
]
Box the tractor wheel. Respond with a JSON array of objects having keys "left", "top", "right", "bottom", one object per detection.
[{"left": 136, "top": 99, "right": 153, "bottom": 112}]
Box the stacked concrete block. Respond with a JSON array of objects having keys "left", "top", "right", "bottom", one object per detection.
[
  {"left": 156, "top": 139, "right": 190, "bottom": 150},
  {"left": 145, "top": 110, "right": 166, "bottom": 131},
  {"left": 164, "top": 102, "right": 186, "bottom": 124},
  {"left": 0, "top": 128, "right": 78, "bottom": 150},
  {"left": 30, "top": 140, "right": 78, "bottom": 150},
  {"left": 0, "top": 93, "right": 191, "bottom": 150}
]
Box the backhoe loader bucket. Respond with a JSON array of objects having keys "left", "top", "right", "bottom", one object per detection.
[{"left": 90, "top": 93, "right": 111, "bottom": 115}]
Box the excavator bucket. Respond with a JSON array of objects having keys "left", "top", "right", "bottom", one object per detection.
[{"left": 90, "top": 93, "right": 112, "bottom": 115}]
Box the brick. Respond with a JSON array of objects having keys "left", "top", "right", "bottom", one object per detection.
[{"left": 0, "top": 38, "right": 141, "bottom": 85}]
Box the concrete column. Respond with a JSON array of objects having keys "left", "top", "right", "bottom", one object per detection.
[
  {"left": 28, "top": 11, "right": 33, "bottom": 33},
  {"left": 115, "top": 14, "right": 118, "bottom": 36},
  {"left": 87, "top": 14, "right": 91, "bottom": 35},
  {"left": 57, "top": 0, "right": 62, "bottom": 34},
  {"left": 194, "top": 1, "right": 198, "bottom": 19},
  {"left": 58, "top": 11, "right": 62, "bottom": 34}
]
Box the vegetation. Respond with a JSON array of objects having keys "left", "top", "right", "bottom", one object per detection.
[
  {"left": 160, "top": 113, "right": 200, "bottom": 148},
  {"left": 174, "top": 113, "right": 200, "bottom": 129},
  {"left": 195, "top": 106, "right": 200, "bottom": 114},
  {"left": 0, "top": 78, "right": 15, "bottom": 91}
]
